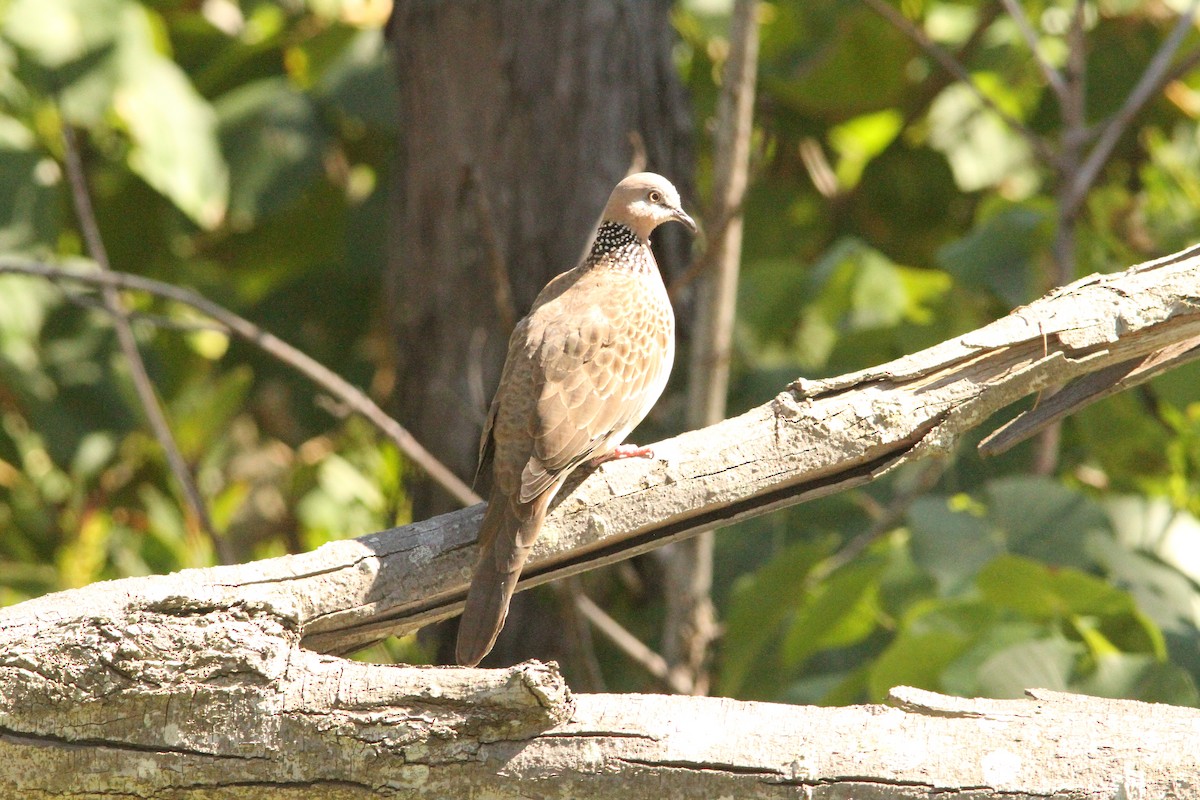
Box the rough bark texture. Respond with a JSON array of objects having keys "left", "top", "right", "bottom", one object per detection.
[
  {"left": 0, "top": 625, "right": 1195, "bottom": 800},
  {"left": 1, "top": 245, "right": 1198, "bottom": 796}
]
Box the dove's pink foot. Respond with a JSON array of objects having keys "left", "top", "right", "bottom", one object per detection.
[{"left": 590, "top": 444, "right": 655, "bottom": 466}]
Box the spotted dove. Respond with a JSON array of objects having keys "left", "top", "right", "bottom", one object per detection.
[{"left": 456, "top": 172, "right": 696, "bottom": 666}]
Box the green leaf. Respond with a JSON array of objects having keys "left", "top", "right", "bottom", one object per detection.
[
  {"left": 69, "top": 431, "right": 115, "bottom": 481},
  {"left": 927, "top": 77, "right": 1037, "bottom": 194},
  {"left": 940, "top": 619, "right": 1047, "bottom": 697},
  {"left": 868, "top": 629, "right": 972, "bottom": 700},
  {"left": 808, "top": 238, "right": 949, "bottom": 336},
  {"left": 976, "top": 637, "right": 1081, "bottom": 698},
  {"left": 936, "top": 202, "right": 1054, "bottom": 307},
  {"left": 976, "top": 553, "right": 1164, "bottom": 658},
  {"left": 896, "top": 266, "right": 952, "bottom": 326},
  {"left": 216, "top": 77, "right": 326, "bottom": 227},
  {"left": 908, "top": 495, "right": 1002, "bottom": 593},
  {"left": 114, "top": 5, "right": 228, "bottom": 228},
  {"left": 0, "top": 148, "right": 61, "bottom": 252},
  {"left": 867, "top": 600, "right": 997, "bottom": 699},
  {"left": 738, "top": 257, "right": 809, "bottom": 347},
  {"left": 169, "top": 366, "right": 254, "bottom": 459},
  {"left": 780, "top": 557, "right": 886, "bottom": 669},
  {"left": 1077, "top": 653, "right": 1199, "bottom": 705},
  {"left": 4, "top": 3, "right": 121, "bottom": 128},
  {"left": 1092, "top": 505, "right": 1200, "bottom": 634},
  {"left": 977, "top": 554, "right": 1132, "bottom": 620},
  {"left": 313, "top": 29, "right": 397, "bottom": 129},
  {"left": 3, "top": 0, "right": 124, "bottom": 68},
  {"left": 718, "top": 536, "right": 837, "bottom": 697},
  {"left": 829, "top": 109, "right": 902, "bottom": 190},
  {"left": 761, "top": 2, "right": 914, "bottom": 119},
  {"left": 986, "top": 475, "right": 1108, "bottom": 569}
]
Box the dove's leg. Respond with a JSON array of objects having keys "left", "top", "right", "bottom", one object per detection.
[{"left": 590, "top": 444, "right": 655, "bottom": 466}]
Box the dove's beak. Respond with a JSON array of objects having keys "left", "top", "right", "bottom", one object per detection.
[{"left": 673, "top": 207, "right": 698, "bottom": 233}]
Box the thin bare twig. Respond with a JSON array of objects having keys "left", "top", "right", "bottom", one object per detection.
[
  {"left": 809, "top": 456, "right": 949, "bottom": 586},
  {"left": 798, "top": 137, "right": 840, "bottom": 199},
  {"left": 59, "top": 125, "right": 219, "bottom": 547},
  {"left": 667, "top": 0, "right": 762, "bottom": 698},
  {"left": 861, "top": 0, "right": 1054, "bottom": 163},
  {"left": 1063, "top": 0, "right": 1088, "bottom": 139},
  {"left": 1165, "top": 45, "right": 1200, "bottom": 85},
  {"left": 552, "top": 578, "right": 606, "bottom": 691},
  {"left": 999, "top": 0, "right": 1069, "bottom": 103},
  {"left": 1062, "top": 0, "right": 1200, "bottom": 216},
  {"left": 0, "top": 257, "right": 483, "bottom": 508},
  {"left": 572, "top": 589, "right": 693, "bottom": 695}
]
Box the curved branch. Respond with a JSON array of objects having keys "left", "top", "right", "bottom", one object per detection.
[
  {"left": 0, "top": 256, "right": 483, "bottom": 508},
  {"left": 60, "top": 125, "right": 217, "bottom": 541}
]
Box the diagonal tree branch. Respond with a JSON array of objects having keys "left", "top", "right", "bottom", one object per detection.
[
  {"left": 59, "top": 125, "right": 218, "bottom": 545},
  {"left": 5, "top": 241, "right": 1195, "bottom": 658},
  {"left": 999, "top": 0, "right": 1069, "bottom": 103},
  {"left": 0, "top": 257, "right": 483, "bottom": 508},
  {"left": 309, "top": 244, "right": 1200, "bottom": 653},
  {"left": 1062, "top": 0, "right": 1200, "bottom": 217}
]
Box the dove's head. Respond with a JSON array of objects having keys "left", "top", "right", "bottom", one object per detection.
[{"left": 603, "top": 172, "right": 696, "bottom": 241}]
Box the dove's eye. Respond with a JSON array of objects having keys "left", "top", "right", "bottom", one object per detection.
[{"left": 648, "top": 190, "right": 663, "bottom": 204}]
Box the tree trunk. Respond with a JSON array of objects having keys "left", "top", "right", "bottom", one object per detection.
[{"left": 384, "top": 0, "right": 693, "bottom": 665}]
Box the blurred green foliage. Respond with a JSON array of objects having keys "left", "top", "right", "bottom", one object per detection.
[
  {"left": 0, "top": 0, "right": 409, "bottom": 654},
  {"left": 677, "top": 0, "right": 1200, "bottom": 707},
  {"left": 2, "top": 0, "right": 1200, "bottom": 704}
]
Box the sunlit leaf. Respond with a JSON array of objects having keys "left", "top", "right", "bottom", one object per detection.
[
  {"left": 868, "top": 629, "right": 972, "bottom": 700},
  {"left": 977, "top": 555, "right": 1132, "bottom": 619},
  {"left": 3, "top": 0, "right": 123, "bottom": 68},
  {"left": 976, "top": 553, "right": 1165, "bottom": 657},
  {"left": 829, "top": 109, "right": 903, "bottom": 190},
  {"left": 927, "top": 78, "right": 1038, "bottom": 195},
  {"left": 780, "top": 557, "right": 886, "bottom": 669},
  {"left": 114, "top": 5, "right": 228, "bottom": 228}
]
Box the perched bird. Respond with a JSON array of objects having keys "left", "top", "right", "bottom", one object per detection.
[{"left": 456, "top": 172, "right": 696, "bottom": 667}]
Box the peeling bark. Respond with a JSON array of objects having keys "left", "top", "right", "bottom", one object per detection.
[{"left": 1, "top": 246, "right": 1199, "bottom": 796}]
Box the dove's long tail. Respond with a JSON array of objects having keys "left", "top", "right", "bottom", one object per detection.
[{"left": 455, "top": 488, "right": 550, "bottom": 666}]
